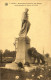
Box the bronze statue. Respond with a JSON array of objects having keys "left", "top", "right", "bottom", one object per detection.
[
  {"left": 19, "top": 8, "right": 30, "bottom": 37},
  {"left": 28, "top": 47, "right": 45, "bottom": 64}
]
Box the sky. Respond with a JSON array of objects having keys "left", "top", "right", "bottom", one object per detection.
[{"left": 0, "top": 0, "right": 51, "bottom": 56}]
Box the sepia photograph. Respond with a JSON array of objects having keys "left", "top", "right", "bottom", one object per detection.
[{"left": 0, "top": 0, "right": 51, "bottom": 80}]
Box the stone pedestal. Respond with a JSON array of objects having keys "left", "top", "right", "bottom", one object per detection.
[
  {"left": 5, "top": 62, "right": 18, "bottom": 70},
  {"left": 5, "top": 36, "right": 33, "bottom": 69},
  {"left": 15, "top": 36, "right": 31, "bottom": 64}
]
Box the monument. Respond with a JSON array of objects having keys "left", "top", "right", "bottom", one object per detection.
[
  {"left": 5, "top": 8, "right": 33, "bottom": 69},
  {"left": 15, "top": 8, "right": 31, "bottom": 64}
]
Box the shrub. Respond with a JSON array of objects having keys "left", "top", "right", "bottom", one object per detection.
[
  {"left": 24, "top": 62, "right": 30, "bottom": 66},
  {"left": 18, "top": 62, "right": 23, "bottom": 68}
]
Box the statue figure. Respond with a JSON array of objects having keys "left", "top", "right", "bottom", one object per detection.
[
  {"left": 19, "top": 8, "right": 30, "bottom": 37},
  {"left": 28, "top": 47, "right": 45, "bottom": 64}
]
